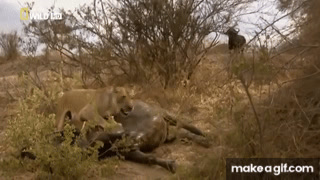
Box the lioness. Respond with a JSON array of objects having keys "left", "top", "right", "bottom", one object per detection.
[{"left": 55, "top": 86, "right": 133, "bottom": 133}]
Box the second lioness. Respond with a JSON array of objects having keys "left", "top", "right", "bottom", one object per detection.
[{"left": 55, "top": 87, "right": 133, "bottom": 132}]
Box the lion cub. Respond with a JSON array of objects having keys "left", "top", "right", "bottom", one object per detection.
[{"left": 55, "top": 87, "right": 133, "bottom": 132}]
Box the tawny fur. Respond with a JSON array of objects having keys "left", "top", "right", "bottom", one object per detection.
[{"left": 55, "top": 87, "right": 133, "bottom": 132}]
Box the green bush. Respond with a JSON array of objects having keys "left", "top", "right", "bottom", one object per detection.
[{"left": 1, "top": 77, "right": 118, "bottom": 179}]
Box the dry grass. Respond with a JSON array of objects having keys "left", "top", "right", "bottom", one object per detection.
[
  {"left": 169, "top": 49, "right": 320, "bottom": 179},
  {"left": 1, "top": 0, "right": 320, "bottom": 178},
  {"left": 0, "top": 44, "right": 319, "bottom": 179}
]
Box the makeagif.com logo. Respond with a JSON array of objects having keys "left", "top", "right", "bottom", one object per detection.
[{"left": 20, "top": 7, "right": 63, "bottom": 20}]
